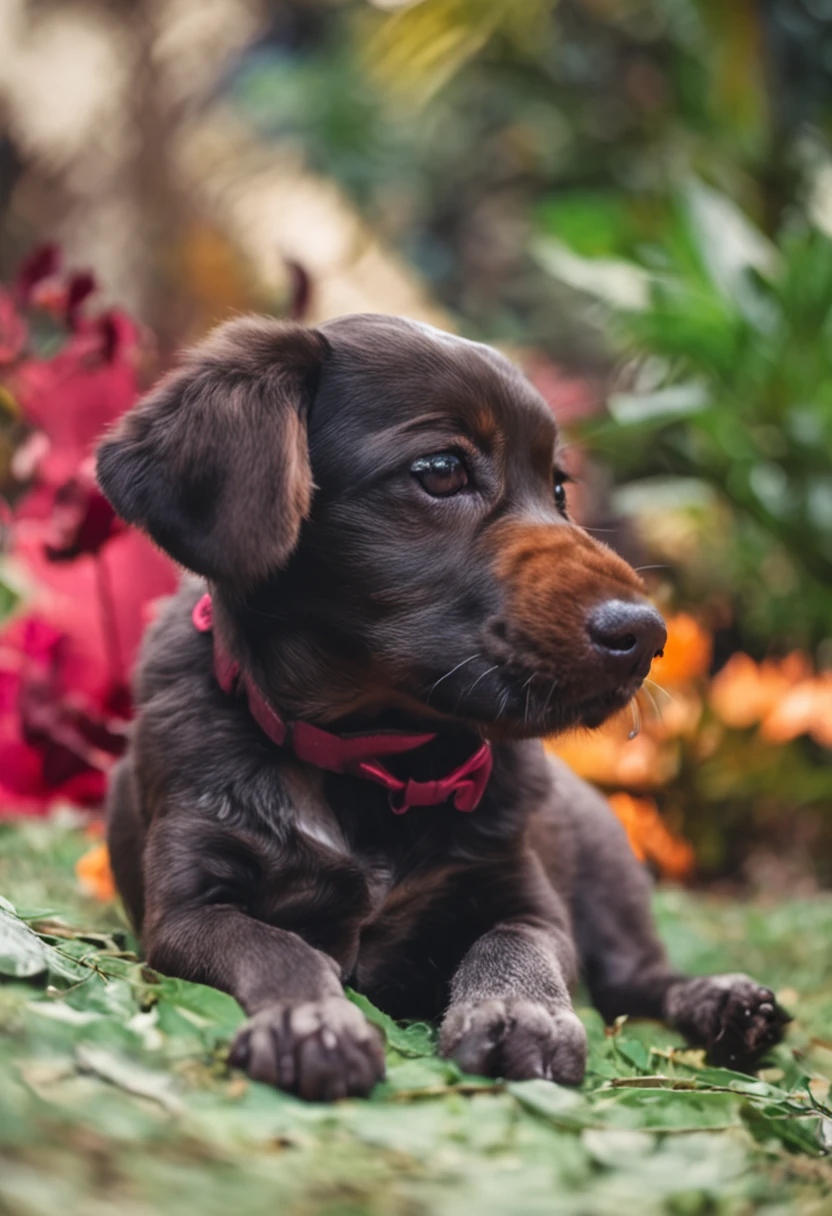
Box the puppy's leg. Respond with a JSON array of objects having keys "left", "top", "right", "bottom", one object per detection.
[
  {"left": 156, "top": 906, "right": 384, "bottom": 1100},
  {"left": 541, "top": 761, "right": 790, "bottom": 1070},
  {"left": 662, "top": 974, "right": 791, "bottom": 1069},
  {"left": 105, "top": 757, "right": 146, "bottom": 932},
  {"left": 439, "top": 853, "right": 588, "bottom": 1085},
  {"left": 142, "top": 815, "right": 385, "bottom": 1101}
]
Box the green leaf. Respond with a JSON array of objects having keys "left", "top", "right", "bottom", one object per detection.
[
  {"left": 0, "top": 898, "right": 52, "bottom": 978},
  {"left": 508, "top": 1078, "right": 593, "bottom": 1129},
  {"left": 741, "top": 1102, "right": 827, "bottom": 1155},
  {"left": 683, "top": 180, "right": 778, "bottom": 323},
  {"left": 153, "top": 975, "right": 246, "bottom": 1041},
  {"left": 74, "top": 1044, "right": 185, "bottom": 1114},
  {"left": 607, "top": 383, "right": 709, "bottom": 425},
  {"left": 346, "top": 988, "right": 435, "bottom": 1057},
  {"left": 3, "top": 824, "right": 832, "bottom": 1212},
  {"left": 613, "top": 1039, "right": 654, "bottom": 1073},
  {"left": 0, "top": 572, "right": 18, "bottom": 626},
  {"left": 379, "top": 1053, "right": 467, "bottom": 1094},
  {"left": 532, "top": 236, "right": 652, "bottom": 310},
  {"left": 595, "top": 1087, "right": 746, "bottom": 1132},
  {"left": 537, "top": 191, "right": 637, "bottom": 259}
]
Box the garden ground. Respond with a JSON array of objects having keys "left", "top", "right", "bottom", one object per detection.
[{"left": 2, "top": 817, "right": 832, "bottom": 1216}]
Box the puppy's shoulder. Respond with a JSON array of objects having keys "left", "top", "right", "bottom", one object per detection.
[
  {"left": 532, "top": 749, "right": 631, "bottom": 872},
  {"left": 521, "top": 748, "right": 614, "bottom": 895}
]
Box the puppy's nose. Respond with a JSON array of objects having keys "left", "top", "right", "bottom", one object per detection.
[{"left": 587, "top": 599, "right": 667, "bottom": 682}]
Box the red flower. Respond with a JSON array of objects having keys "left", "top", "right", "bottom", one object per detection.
[
  {"left": 10, "top": 523, "right": 175, "bottom": 704},
  {"left": 43, "top": 458, "right": 124, "bottom": 562},
  {"left": 0, "top": 616, "right": 127, "bottom": 813},
  {"left": 14, "top": 243, "right": 96, "bottom": 329},
  {"left": 0, "top": 248, "right": 178, "bottom": 816},
  {"left": 14, "top": 243, "right": 61, "bottom": 305},
  {"left": 9, "top": 308, "right": 141, "bottom": 490}
]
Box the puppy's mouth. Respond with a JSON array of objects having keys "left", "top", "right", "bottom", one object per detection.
[
  {"left": 434, "top": 600, "right": 667, "bottom": 741},
  {"left": 546, "top": 683, "right": 641, "bottom": 734},
  {"left": 487, "top": 677, "right": 644, "bottom": 741},
  {"left": 421, "top": 659, "right": 648, "bottom": 743}
]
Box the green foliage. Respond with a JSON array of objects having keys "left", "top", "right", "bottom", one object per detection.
[
  {"left": 539, "top": 183, "right": 832, "bottom": 648},
  {"left": 2, "top": 820, "right": 832, "bottom": 1213},
  {"left": 0, "top": 570, "right": 17, "bottom": 627},
  {"left": 231, "top": 0, "right": 832, "bottom": 354}
]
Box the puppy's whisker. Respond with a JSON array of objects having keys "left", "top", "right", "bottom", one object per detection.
[
  {"left": 638, "top": 682, "right": 661, "bottom": 722},
  {"left": 644, "top": 676, "right": 675, "bottom": 706},
  {"left": 456, "top": 664, "right": 500, "bottom": 710},
  {"left": 426, "top": 654, "right": 480, "bottom": 703},
  {"left": 542, "top": 677, "right": 558, "bottom": 721},
  {"left": 633, "top": 564, "right": 670, "bottom": 573},
  {"left": 628, "top": 698, "right": 641, "bottom": 741},
  {"left": 522, "top": 673, "right": 537, "bottom": 727}
]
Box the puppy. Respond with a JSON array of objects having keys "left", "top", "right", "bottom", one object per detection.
[{"left": 97, "top": 314, "right": 788, "bottom": 1100}]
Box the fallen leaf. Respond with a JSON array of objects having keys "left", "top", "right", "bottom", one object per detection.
[{"left": 74, "top": 1044, "right": 184, "bottom": 1114}]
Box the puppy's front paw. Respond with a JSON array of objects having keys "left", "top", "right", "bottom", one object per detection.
[
  {"left": 665, "top": 973, "right": 791, "bottom": 1071},
  {"left": 439, "top": 998, "right": 587, "bottom": 1086},
  {"left": 229, "top": 997, "right": 385, "bottom": 1101}
]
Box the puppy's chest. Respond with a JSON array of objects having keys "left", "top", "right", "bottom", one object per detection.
[
  {"left": 276, "top": 761, "right": 487, "bottom": 867},
  {"left": 256, "top": 764, "right": 479, "bottom": 957}
]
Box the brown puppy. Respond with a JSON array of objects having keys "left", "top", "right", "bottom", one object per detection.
[{"left": 97, "top": 315, "right": 788, "bottom": 1101}]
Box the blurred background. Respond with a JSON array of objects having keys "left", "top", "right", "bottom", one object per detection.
[{"left": 1, "top": 0, "right": 832, "bottom": 890}]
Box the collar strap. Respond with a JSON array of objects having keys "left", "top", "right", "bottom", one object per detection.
[{"left": 193, "top": 594, "right": 492, "bottom": 814}]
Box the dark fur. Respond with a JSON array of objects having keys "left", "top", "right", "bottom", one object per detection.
[{"left": 98, "top": 315, "right": 788, "bottom": 1100}]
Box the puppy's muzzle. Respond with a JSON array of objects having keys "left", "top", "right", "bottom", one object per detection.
[{"left": 486, "top": 520, "right": 665, "bottom": 712}]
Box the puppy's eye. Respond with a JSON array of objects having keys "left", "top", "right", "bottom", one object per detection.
[
  {"left": 411, "top": 453, "right": 468, "bottom": 497},
  {"left": 554, "top": 479, "right": 568, "bottom": 514}
]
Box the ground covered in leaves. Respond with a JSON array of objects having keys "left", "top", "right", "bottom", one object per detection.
[{"left": 2, "top": 818, "right": 832, "bottom": 1215}]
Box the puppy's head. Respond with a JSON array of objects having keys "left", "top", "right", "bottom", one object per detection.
[{"left": 98, "top": 313, "right": 665, "bottom": 738}]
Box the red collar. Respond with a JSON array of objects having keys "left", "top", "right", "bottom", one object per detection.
[{"left": 193, "top": 594, "right": 492, "bottom": 815}]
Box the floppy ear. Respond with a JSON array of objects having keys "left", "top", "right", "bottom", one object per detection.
[{"left": 97, "top": 316, "right": 328, "bottom": 586}]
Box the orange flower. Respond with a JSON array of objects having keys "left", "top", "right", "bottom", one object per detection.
[
  {"left": 546, "top": 720, "right": 677, "bottom": 789},
  {"left": 75, "top": 841, "right": 116, "bottom": 902},
  {"left": 761, "top": 674, "right": 832, "bottom": 745},
  {"left": 607, "top": 792, "right": 695, "bottom": 881},
  {"left": 710, "top": 651, "right": 812, "bottom": 730},
  {"left": 649, "top": 613, "right": 712, "bottom": 688},
  {"left": 647, "top": 688, "right": 702, "bottom": 740},
  {"left": 809, "top": 681, "right": 832, "bottom": 749}
]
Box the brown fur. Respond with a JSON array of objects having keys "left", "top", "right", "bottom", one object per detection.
[
  {"left": 98, "top": 319, "right": 325, "bottom": 586},
  {"left": 98, "top": 314, "right": 788, "bottom": 1101},
  {"left": 486, "top": 521, "right": 649, "bottom": 728}
]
